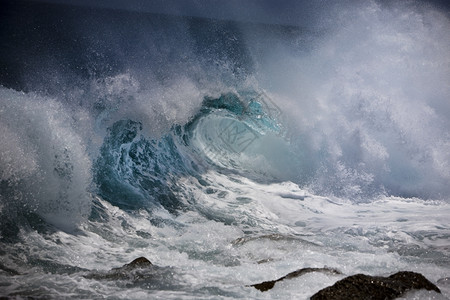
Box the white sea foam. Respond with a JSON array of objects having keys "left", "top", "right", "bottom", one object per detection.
[
  {"left": 1, "top": 0, "right": 449, "bottom": 299},
  {"left": 89, "top": 73, "right": 207, "bottom": 138},
  {"left": 2, "top": 173, "right": 447, "bottom": 298}
]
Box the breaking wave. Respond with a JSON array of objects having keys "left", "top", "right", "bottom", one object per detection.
[{"left": 0, "top": 0, "right": 449, "bottom": 298}]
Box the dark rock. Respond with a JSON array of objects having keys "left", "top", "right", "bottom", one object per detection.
[
  {"left": 251, "top": 280, "right": 276, "bottom": 292},
  {"left": 388, "top": 271, "right": 440, "bottom": 293},
  {"left": 249, "top": 267, "right": 342, "bottom": 292},
  {"left": 310, "top": 271, "right": 441, "bottom": 300},
  {"left": 115, "top": 257, "right": 153, "bottom": 270},
  {"left": 84, "top": 257, "right": 154, "bottom": 280}
]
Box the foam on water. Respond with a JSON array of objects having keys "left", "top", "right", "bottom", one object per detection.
[
  {"left": 0, "top": 0, "right": 449, "bottom": 299},
  {"left": 1, "top": 172, "right": 448, "bottom": 298}
]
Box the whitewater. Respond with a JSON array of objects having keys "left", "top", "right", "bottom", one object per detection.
[{"left": 0, "top": 0, "right": 449, "bottom": 299}]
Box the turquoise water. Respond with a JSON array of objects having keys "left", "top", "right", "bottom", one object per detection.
[{"left": 1, "top": 1, "right": 449, "bottom": 298}]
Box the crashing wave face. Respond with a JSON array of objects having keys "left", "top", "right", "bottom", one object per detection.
[{"left": 0, "top": 0, "right": 449, "bottom": 299}]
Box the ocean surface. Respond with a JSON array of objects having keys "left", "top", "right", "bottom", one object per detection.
[{"left": 1, "top": 0, "right": 449, "bottom": 299}]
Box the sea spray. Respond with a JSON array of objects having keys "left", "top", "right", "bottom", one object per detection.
[
  {"left": 0, "top": 88, "right": 92, "bottom": 232},
  {"left": 0, "top": 0, "right": 449, "bottom": 299},
  {"left": 250, "top": 1, "right": 450, "bottom": 200}
]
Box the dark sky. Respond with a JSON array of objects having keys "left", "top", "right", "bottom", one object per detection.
[
  {"left": 22, "top": 0, "right": 334, "bottom": 27},
  {"left": 25, "top": 0, "right": 450, "bottom": 28}
]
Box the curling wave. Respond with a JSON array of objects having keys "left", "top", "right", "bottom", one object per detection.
[{"left": 93, "top": 91, "right": 298, "bottom": 213}]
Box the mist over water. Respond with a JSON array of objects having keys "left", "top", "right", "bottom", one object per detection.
[
  {"left": 0, "top": 0, "right": 449, "bottom": 299},
  {"left": 0, "top": 89, "right": 92, "bottom": 231},
  {"left": 251, "top": 0, "right": 450, "bottom": 200},
  {"left": 2, "top": 0, "right": 448, "bottom": 202}
]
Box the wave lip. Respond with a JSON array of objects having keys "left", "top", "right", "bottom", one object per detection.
[{"left": 92, "top": 91, "right": 297, "bottom": 214}]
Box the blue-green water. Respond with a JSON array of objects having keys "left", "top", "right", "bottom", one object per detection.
[{"left": 1, "top": 1, "right": 449, "bottom": 299}]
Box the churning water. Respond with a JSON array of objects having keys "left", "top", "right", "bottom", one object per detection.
[{"left": 0, "top": 0, "right": 449, "bottom": 298}]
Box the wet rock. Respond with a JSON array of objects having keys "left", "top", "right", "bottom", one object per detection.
[
  {"left": 117, "top": 257, "right": 153, "bottom": 270},
  {"left": 249, "top": 267, "right": 342, "bottom": 292},
  {"left": 310, "top": 271, "right": 441, "bottom": 300},
  {"left": 84, "top": 257, "right": 154, "bottom": 280}
]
